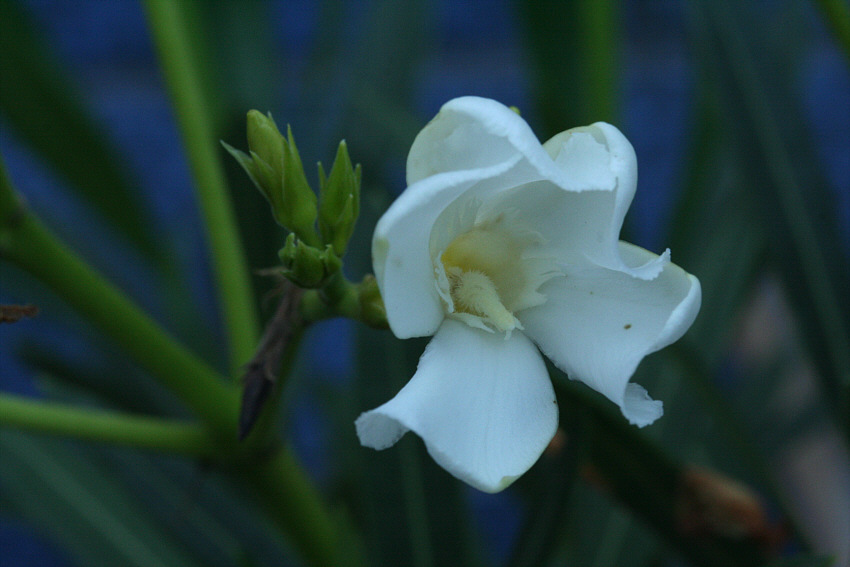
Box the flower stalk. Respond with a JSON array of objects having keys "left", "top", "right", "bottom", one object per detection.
[
  {"left": 143, "top": 0, "right": 260, "bottom": 374},
  {"left": 1, "top": 160, "right": 358, "bottom": 567}
]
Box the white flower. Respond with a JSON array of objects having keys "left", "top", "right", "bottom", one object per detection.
[{"left": 355, "top": 97, "right": 701, "bottom": 493}]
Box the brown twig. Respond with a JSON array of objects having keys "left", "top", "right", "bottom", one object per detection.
[
  {"left": 238, "top": 282, "right": 304, "bottom": 440},
  {"left": 0, "top": 304, "right": 39, "bottom": 323}
]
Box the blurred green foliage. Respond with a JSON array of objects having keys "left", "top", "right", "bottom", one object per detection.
[{"left": 1, "top": 1, "right": 848, "bottom": 566}]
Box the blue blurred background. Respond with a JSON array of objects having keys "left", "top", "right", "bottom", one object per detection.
[{"left": 1, "top": 1, "right": 848, "bottom": 566}]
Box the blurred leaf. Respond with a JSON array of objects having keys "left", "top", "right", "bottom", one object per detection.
[
  {"left": 814, "top": 0, "right": 850, "bottom": 65},
  {"left": 553, "top": 375, "right": 774, "bottom": 567},
  {"left": 352, "top": 330, "right": 440, "bottom": 567},
  {"left": 105, "top": 450, "right": 298, "bottom": 567},
  {"left": 0, "top": 0, "right": 162, "bottom": 266},
  {"left": 506, "top": 415, "right": 581, "bottom": 567},
  {"left": 0, "top": 430, "right": 204, "bottom": 567},
  {"left": 693, "top": 0, "right": 850, "bottom": 428},
  {"left": 205, "top": 0, "right": 285, "bottom": 314},
  {"left": 297, "top": 0, "right": 427, "bottom": 165},
  {"left": 19, "top": 342, "right": 188, "bottom": 418}
]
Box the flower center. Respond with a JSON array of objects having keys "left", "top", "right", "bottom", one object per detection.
[{"left": 436, "top": 213, "right": 554, "bottom": 333}]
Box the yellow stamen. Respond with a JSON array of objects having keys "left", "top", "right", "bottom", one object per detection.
[{"left": 448, "top": 269, "right": 516, "bottom": 332}]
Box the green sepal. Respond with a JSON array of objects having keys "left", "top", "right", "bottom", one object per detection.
[
  {"left": 278, "top": 233, "right": 341, "bottom": 289},
  {"left": 357, "top": 275, "right": 388, "bottom": 329},
  {"left": 224, "top": 111, "right": 318, "bottom": 245}
]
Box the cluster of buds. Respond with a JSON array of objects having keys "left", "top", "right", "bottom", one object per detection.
[
  {"left": 223, "top": 110, "right": 361, "bottom": 290},
  {"left": 226, "top": 111, "right": 381, "bottom": 439}
]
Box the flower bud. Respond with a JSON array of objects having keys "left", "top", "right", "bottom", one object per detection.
[
  {"left": 246, "top": 109, "right": 285, "bottom": 177},
  {"left": 278, "top": 233, "right": 341, "bottom": 289},
  {"left": 357, "top": 275, "right": 388, "bottom": 329},
  {"left": 223, "top": 112, "right": 318, "bottom": 244},
  {"left": 317, "top": 140, "right": 361, "bottom": 255}
]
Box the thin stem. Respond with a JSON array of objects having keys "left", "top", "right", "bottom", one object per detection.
[
  {"left": 1, "top": 165, "right": 362, "bottom": 567},
  {"left": 0, "top": 394, "right": 218, "bottom": 457},
  {"left": 143, "top": 0, "right": 259, "bottom": 374},
  {"left": 578, "top": 0, "right": 617, "bottom": 122}
]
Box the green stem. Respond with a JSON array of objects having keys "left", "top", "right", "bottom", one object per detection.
[
  {"left": 0, "top": 394, "right": 218, "bottom": 457},
  {"left": 578, "top": 0, "right": 617, "bottom": 122},
  {"left": 1, "top": 164, "right": 362, "bottom": 567},
  {"left": 1, "top": 163, "right": 239, "bottom": 438},
  {"left": 143, "top": 0, "right": 259, "bottom": 374}
]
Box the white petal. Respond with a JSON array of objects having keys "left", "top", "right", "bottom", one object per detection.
[
  {"left": 373, "top": 158, "right": 521, "bottom": 339},
  {"left": 518, "top": 242, "right": 701, "bottom": 427},
  {"left": 407, "top": 96, "right": 584, "bottom": 191},
  {"left": 542, "top": 127, "right": 617, "bottom": 192},
  {"left": 477, "top": 179, "right": 618, "bottom": 268},
  {"left": 355, "top": 319, "right": 558, "bottom": 493},
  {"left": 541, "top": 122, "right": 657, "bottom": 276},
  {"left": 478, "top": 179, "right": 668, "bottom": 281}
]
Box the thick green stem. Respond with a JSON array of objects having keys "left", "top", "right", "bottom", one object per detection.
[
  {"left": 578, "top": 0, "right": 617, "bottom": 122},
  {"left": 1, "top": 162, "right": 361, "bottom": 567},
  {"left": 0, "top": 394, "right": 218, "bottom": 457},
  {"left": 1, "top": 156, "right": 237, "bottom": 435},
  {"left": 0, "top": 212, "right": 239, "bottom": 438},
  {"left": 143, "top": 0, "right": 259, "bottom": 373}
]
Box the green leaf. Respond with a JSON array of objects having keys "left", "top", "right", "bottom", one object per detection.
[
  {"left": 505, "top": 415, "right": 581, "bottom": 567},
  {"left": 552, "top": 375, "right": 772, "bottom": 567},
  {"left": 0, "top": 430, "right": 204, "bottom": 567},
  {"left": 0, "top": 0, "right": 162, "bottom": 265}
]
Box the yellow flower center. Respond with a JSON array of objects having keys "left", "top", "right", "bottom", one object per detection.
[{"left": 438, "top": 214, "right": 551, "bottom": 333}]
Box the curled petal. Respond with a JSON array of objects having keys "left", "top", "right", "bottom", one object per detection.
[
  {"left": 355, "top": 319, "right": 559, "bottom": 493},
  {"left": 407, "top": 97, "right": 591, "bottom": 191},
  {"left": 542, "top": 122, "right": 663, "bottom": 277},
  {"left": 374, "top": 158, "right": 521, "bottom": 338},
  {"left": 518, "top": 242, "right": 701, "bottom": 427}
]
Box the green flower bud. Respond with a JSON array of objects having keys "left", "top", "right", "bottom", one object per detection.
[
  {"left": 278, "top": 233, "right": 342, "bottom": 289},
  {"left": 357, "top": 275, "right": 388, "bottom": 329},
  {"left": 223, "top": 112, "right": 318, "bottom": 244},
  {"left": 246, "top": 109, "right": 285, "bottom": 179},
  {"left": 317, "top": 140, "right": 361, "bottom": 255}
]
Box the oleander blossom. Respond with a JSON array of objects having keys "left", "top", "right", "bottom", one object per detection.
[{"left": 355, "top": 97, "right": 701, "bottom": 493}]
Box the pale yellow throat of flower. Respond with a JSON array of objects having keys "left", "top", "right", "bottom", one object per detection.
[{"left": 438, "top": 214, "right": 555, "bottom": 334}]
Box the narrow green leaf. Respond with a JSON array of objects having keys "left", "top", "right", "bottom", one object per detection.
[
  {"left": 0, "top": 430, "right": 204, "bottom": 567},
  {"left": 144, "top": 0, "right": 260, "bottom": 373},
  {"left": 553, "top": 376, "right": 772, "bottom": 567}
]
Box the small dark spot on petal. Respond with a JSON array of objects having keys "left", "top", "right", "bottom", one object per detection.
[{"left": 624, "top": 324, "right": 632, "bottom": 329}]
